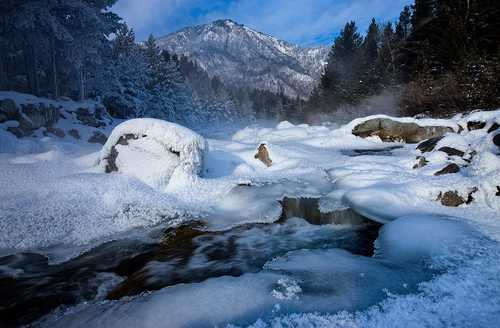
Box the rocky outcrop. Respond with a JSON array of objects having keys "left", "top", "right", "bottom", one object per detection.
[
  {"left": 487, "top": 123, "right": 499, "bottom": 133},
  {"left": 1, "top": 98, "right": 110, "bottom": 139},
  {"left": 438, "top": 147, "right": 465, "bottom": 157},
  {"left": 1, "top": 100, "right": 60, "bottom": 137},
  {"left": 438, "top": 188, "right": 478, "bottom": 207},
  {"left": 88, "top": 131, "right": 108, "bottom": 145},
  {"left": 437, "top": 191, "right": 465, "bottom": 207},
  {"left": 44, "top": 127, "right": 65, "bottom": 138},
  {"left": 413, "top": 156, "right": 429, "bottom": 169},
  {"left": 434, "top": 163, "right": 460, "bottom": 176},
  {"left": 467, "top": 121, "right": 486, "bottom": 131},
  {"left": 76, "top": 107, "right": 105, "bottom": 128},
  {"left": 68, "top": 129, "right": 81, "bottom": 140},
  {"left": 414, "top": 134, "right": 475, "bottom": 173},
  {"left": 352, "top": 118, "right": 453, "bottom": 143},
  {"left": 493, "top": 133, "right": 500, "bottom": 148},
  {"left": 0, "top": 99, "right": 17, "bottom": 121},
  {"left": 416, "top": 136, "right": 444, "bottom": 153},
  {"left": 255, "top": 143, "right": 272, "bottom": 167}
]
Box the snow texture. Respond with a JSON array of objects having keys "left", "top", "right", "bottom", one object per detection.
[
  {"left": 99, "top": 118, "right": 207, "bottom": 190},
  {"left": 2, "top": 93, "right": 500, "bottom": 327}
]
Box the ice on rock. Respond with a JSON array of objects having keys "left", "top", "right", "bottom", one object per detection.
[{"left": 99, "top": 118, "right": 207, "bottom": 190}]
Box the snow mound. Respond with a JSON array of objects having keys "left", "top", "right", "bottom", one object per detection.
[
  {"left": 99, "top": 119, "right": 207, "bottom": 189},
  {"left": 374, "top": 215, "right": 481, "bottom": 263}
]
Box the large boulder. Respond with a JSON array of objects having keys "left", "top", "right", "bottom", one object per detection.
[
  {"left": 352, "top": 118, "right": 454, "bottom": 143},
  {"left": 99, "top": 119, "right": 207, "bottom": 190}
]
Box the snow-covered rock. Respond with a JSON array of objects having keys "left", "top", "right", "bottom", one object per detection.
[
  {"left": 99, "top": 119, "right": 207, "bottom": 190},
  {"left": 254, "top": 143, "right": 273, "bottom": 167},
  {"left": 0, "top": 91, "right": 112, "bottom": 144},
  {"left": 351, "top": 116, "right": 455, "bottom": 143}
]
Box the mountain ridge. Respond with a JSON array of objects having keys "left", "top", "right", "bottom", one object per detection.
[{"left": 156, "top": 19, "right": 329, "bottom": 98}]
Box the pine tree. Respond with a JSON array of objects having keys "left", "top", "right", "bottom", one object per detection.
[
  {"left": 396, "top": 6, "right": 412, "bottom": 40},
  {"left": 359, "top": 19, "right": 381, "bottom": 96},
  {"left": 316, "top": 21, "right": 363, "bottom": 110},
  {"left": 411, "top": 0, "right": 437, "bottom": 29},
  {"left": 113, "top": 24, "right": 136, "bottom": 57},
  {"left": 376, "top": 23, "right": 398, "bottom": 87},
  {"left": 0, "top": 0, "right": 121, "bottom": 99}
]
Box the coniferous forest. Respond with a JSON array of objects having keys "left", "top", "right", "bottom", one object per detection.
[
  {"left": 311, "top": 0, "right": 500, "bottom": 117},
  {"left": 0, "top": 0, "right": 499, "bottom": 123}
]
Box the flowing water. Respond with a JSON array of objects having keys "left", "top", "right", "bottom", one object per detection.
[{"left": 0, "top": 198, "right": 380, "bottom": 327}]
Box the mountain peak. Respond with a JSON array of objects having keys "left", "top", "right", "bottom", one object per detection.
[
  {"left": 211, "top": 19, "right": 240, "bottom": 28},
  {"left": 156, "top": 21, "right": 328, "bottom": 98}
]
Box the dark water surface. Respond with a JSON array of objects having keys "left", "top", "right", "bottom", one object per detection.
[{"left": 0, "top": 198, "right": 380, "bottom": 327}]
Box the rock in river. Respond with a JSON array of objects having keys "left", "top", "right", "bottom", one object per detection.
[{"left": 352, "top": 118, "right": 453, "bottom": 143}]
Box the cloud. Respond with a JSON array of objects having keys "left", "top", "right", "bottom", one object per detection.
[{"left": 111, "top": 0, "right": 413, "bottom": 45}]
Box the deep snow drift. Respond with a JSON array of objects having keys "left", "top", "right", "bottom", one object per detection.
[{"left": 1, "top": 92, "right": 500, "bottom": 327}]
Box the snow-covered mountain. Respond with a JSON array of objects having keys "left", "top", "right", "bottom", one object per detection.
[{"left": 156, "top": 19, "right": 329, "bottom": 98}]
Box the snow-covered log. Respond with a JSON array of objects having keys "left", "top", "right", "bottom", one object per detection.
[{"left": 99, "top": 119, "right": 207, "bottom": 189}]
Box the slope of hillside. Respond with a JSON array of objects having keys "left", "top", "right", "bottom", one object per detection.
[{"left": 156, "top": 19, "right": 328, "bottom": 98}]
